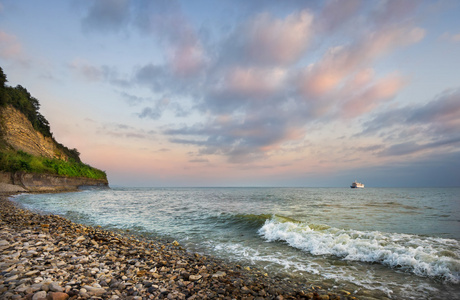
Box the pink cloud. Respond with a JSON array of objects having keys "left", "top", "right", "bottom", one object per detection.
[
  {"left": 0, "top": 30, "right": 23, "bottom": 59},
  {"left": 341, "top": 73, "right": 407, "bottom": 118},
  {"left": 440, "top": 32, "right": 460, "bottom": 43},
  {"left": 223, "top": 67, "right": 287, "bottom": 98},
  {"left": 348, "top": 68, "right": 375, "bottom": 89},
  {"left": 298, "top": 24, "right": 424, "bottom": 98},
  {"left": 243, "top": 10, "right": 314, "bottom": 65},
  {"left": 170, "top": 38, "right": 205, "bottom": 76},
  {"left": 69, "top": 59, "right": 105, "bottom": 81},
  {"left": 363, "top": 26, "right": 425, "bottom": 58}
]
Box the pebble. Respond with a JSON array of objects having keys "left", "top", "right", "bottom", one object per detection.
[
  {"left": 0, "top": 194, "right": 355, "bottom": 300},
  {"left": 32, "top": 291, "right": 47, "bottom": 300}
]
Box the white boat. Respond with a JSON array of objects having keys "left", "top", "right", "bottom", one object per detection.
[{"left": 350, "top": 181, "right": 364, "bottom": 188}]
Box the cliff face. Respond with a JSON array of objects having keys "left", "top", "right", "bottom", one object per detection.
[
  {"left": 0, "top": 104, "right": 109, "bottom": 192},
  {"left": 1, "top": 171, "right": 108, "bottom": 192},
  {"left": 1, "top": 105, "right": 69, "bottom": 160}
]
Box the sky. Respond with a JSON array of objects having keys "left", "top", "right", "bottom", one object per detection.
[{"left": 1, "top": 0, "right": 460, "bottom": 187}]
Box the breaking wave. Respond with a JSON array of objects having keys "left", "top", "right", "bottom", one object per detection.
[{"left": 258, "top": 217, "right": 460, "bottom": 283}]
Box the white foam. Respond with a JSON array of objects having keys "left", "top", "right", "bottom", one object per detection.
[{"left": 258, "top": 218, "right": 460, "bottom": 283}]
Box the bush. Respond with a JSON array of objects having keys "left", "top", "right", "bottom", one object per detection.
[{"left": 0, "top": 150, "right": 107, "bottom": 180}]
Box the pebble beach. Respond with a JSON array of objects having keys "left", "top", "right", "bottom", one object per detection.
[{"left": 0, "top": 191, "right": 356, "bottom": 300}]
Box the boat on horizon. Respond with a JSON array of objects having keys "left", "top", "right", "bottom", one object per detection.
[{"left": 350, "top": 181, "right": 364, "bottom": 188}]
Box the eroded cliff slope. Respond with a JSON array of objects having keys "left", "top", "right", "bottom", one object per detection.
[
  {"left": 0, "top": 66, "right": 108, "bottom": 192},
  {"left": 1, "top": 105, "right": 69, "bottom": 160}
]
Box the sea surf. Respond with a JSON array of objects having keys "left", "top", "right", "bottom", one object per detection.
[{"left": 12, "top": 187, "right": 460, "bottom": 299}]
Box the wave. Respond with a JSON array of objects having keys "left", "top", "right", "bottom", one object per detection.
[
  {"left": 205, "top": 213, "right": 301, "bottom": 232},
  {"left": 258, "top": 217, "right": 460, "bottom": 283}
]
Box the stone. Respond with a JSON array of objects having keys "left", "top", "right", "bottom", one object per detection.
[
  {"left": 49, "top": 282, "right": 64, "bottom": 292},
  {"left": 47, "top": 292, "right": 69, "bottom": 300},
  {"left": 339, "top": 289, "right": 351, "bottom": 295},
  {"left": 82, "top": 285, "right": 107, "bottom": 296},
  {"left": 4, "top": 274, "right": 19, "bottom": 282},
  {"left": 32, "top": 291, "right": 47, "bottom": 300},
  {"left": 25, "top": 270, "right": 40, "bottom": 276},
  {"left": 74, "top": 236, "right": 85, "bottom": 243},
  {"left": 189, "top": 274, "right": 202, "bottom": 281},
  {"left": 212, "top": 271, "right": 226, "bottom": 278},
  {"left": 15, "top": 283, "right": 28, "bottom": 293}
]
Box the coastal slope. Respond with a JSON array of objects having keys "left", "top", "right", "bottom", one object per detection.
[{"left": 0, "top": 66, "right": 108, "bottom": 192}]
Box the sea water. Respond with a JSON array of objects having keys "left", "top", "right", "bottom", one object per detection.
[{"left": 12, "top": 187, "right": 460, "bottom": 299}]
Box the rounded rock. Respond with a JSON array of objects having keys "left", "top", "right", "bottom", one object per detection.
[{"left": 32, "top": 290, "right": 47, "bottom": 300}]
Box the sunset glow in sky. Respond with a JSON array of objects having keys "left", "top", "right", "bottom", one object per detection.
[{"left": 1, "top": 0, "right": 460, "bottom": 187}]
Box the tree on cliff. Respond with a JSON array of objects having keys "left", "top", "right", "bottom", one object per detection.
[
  {"left": 0, "top": 67, "right": 10, "bottom": 106},
  {"left": 0, "top": 67, "right": 82, "bottom": 162},
  {"left": 0, "top": 67, "right": 105, "bottom": 179},
  {"left": 0, "top": 67, "right": 6, "bottom": 87}
]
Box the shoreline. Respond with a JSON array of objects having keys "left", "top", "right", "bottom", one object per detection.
[{"left": 1, "top": 191, "right": 357, "bottom": 300}]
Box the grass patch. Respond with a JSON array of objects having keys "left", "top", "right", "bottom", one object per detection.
[{"left": 0, "top": 150, "right": 107, "bottom": 180}]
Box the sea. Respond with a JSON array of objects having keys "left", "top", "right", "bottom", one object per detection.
[{"left": 11, "top": 187, "right": 460, "bottom": 299}]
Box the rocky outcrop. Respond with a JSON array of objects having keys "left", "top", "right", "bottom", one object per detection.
[
  {"left": 0, "top": 106, "right": 69, "bottom": 160},
  {"left": 0, "top": 172, "right": 108, "bottom": 193}
]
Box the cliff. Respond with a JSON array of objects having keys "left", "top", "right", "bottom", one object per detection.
[
  {"left": 1, "top": 106, "right": 69, "bottom": 160},
  {"left": 0, "top": 66, "right": 108, "bottom": 192},
  {"left": 0, "top": 104, "right": 109, "bottom": 192},
  {"left": 0, "top": 171, "right": 108, "bottom": 193}
]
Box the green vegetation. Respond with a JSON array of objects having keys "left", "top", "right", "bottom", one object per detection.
[
  {"left": 0, "top": 150, "right": 107, "bottom": 180},
  {"left": 0, "top": 66, "right": 81, "bottom": 162},
  {"left": 0, "top": 66, "right": 107, "bottom": 180}
]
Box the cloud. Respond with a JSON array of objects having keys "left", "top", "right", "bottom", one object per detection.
[
  {"left": 317, "top": 0, "right": 362, "bottom": 32},
  {"left": 138, "top": 98, "right": 170, "bottom": 120},
  {"left": 298, "top": 24, "right": 424, "bottom": 98},
  {"left": 362, "top": 88, "right": 460, "bottom": 157},
  {"left": 206, "top": 66, "right": 288, "bottom": 111},
  {"left": 136, "top": 5, "right": 206, "bottom": 76},
  {"left": 364, "top": 88, "right": 460, "bottom": 135},
  {"left": 440, "top": 32, "right": 460, "bottom": 43},
  {"left": 81, "top": 0, "right": 206, "bottom": 76},
  {"left": 165, "top": 105, "right": 305, "bottom": 163},
  {"left": 161, "top": 19, "right": 424, "bottom": 163},
  {"left": 133, "top": 62, "right": 202, "bottom": 97},
  {"left": 69, "top": 59, "right": 130, "bottom": 86},
  {"left": 134, "top": 63, "right": 170, "bottom": 92},
  {"left": 119, "top": 92, "right": 150, "bottom": 106},
  {"left": 372, "top": 0, "right": 419, "bottom": 27},
  {"left": 340, "top": 73, "right": 407, "bottom": 118},
  {"left": 0, "top": 30, "right": 23, "bottom": 60},
  {"left": 378, "top": 137, "right": 460, "bottom": 157},
  {"left": 189, "top": 158, "right": 209, "bottom": 163},
  {"left": 74, "top": 1, "right": 431, "bottom": 165},
  {"left": 97, "top": 122, "right": 156, "bottom": 139},
  {"left": 70, "top": 59, "right": 106, "bottom": 81},
  {"left": 239, "top": 10, "right": 314, "bottom": 65},
  {"left": 81, "top": 0, "right": 130, "bottom": 33}
]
